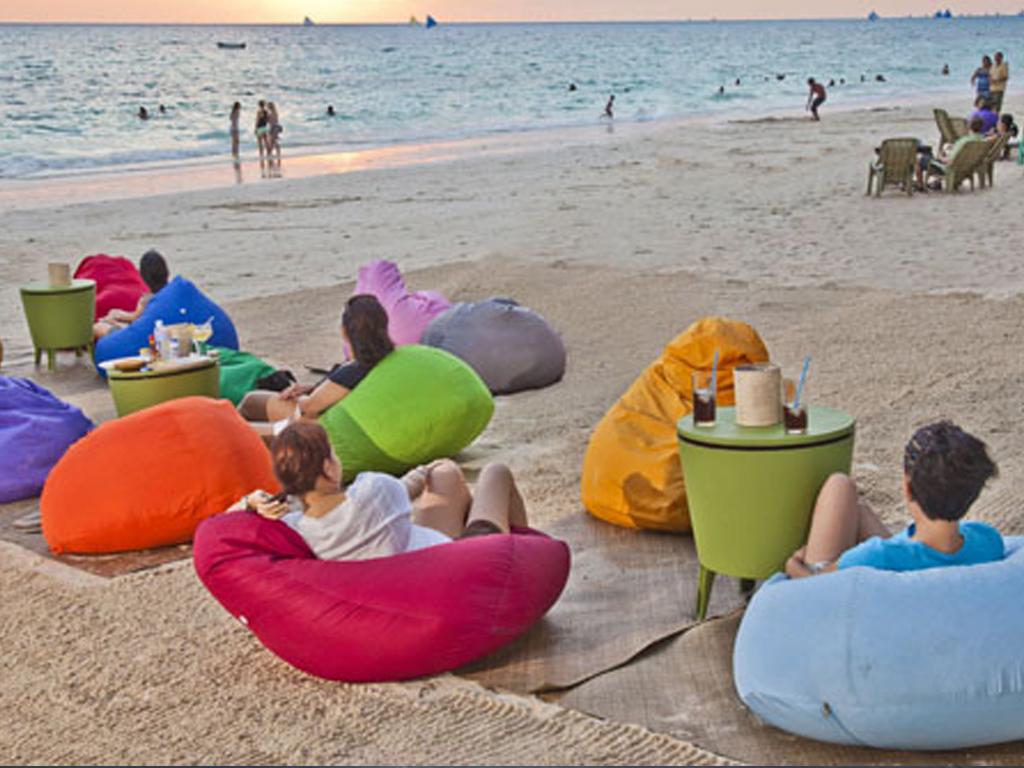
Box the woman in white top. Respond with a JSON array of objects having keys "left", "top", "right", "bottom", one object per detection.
[{"left": 245, "top": 421, "right": 529, "bottom": 561}]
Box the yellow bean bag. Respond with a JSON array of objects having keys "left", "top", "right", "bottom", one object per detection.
[{"left": 581, "top": 317, "right": 769, "bottom": 532}]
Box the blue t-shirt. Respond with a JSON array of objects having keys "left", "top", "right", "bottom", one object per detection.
[{"left": 838, "top": 521, "right": 1004, "bottom": 572}]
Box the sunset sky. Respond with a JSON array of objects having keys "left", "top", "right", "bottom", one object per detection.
[{"left": 3, "top": 1, "right": 1022, "bottom": 23}]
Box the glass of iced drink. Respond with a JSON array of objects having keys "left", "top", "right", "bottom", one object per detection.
[{"left": 692, "top": 371, "right": 716, "bottom": 427}]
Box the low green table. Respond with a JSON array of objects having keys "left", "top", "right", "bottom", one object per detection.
[
  {"left": 678, "top": 405, "right": 855, "bottom": 620},
  {"left": 104, "top": 356, "right": 220, "bottom": 417},
  {"left": 20, "top": 279, "right": 96, "bottom": 371}
]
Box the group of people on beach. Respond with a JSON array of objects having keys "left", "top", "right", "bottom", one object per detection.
[{"left": 228, "top": 100, "right": 283, "bottom": 175}]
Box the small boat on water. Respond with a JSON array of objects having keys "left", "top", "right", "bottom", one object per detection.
[
  {"left": 303, "top": 16, "right": 315, "bottom": 26},
  {"left": 425, "top": 14, "right": 438, "bottom": 28},
  {"left": 217, "top": 41, "right": 247, "bottom": 50}
]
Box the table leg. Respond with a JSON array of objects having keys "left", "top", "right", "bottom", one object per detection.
[
  {"left": 34, "top": 347, "right": 41, "bottom": 366},
  {"left": 695, "top": 564, "right": 716, "bottom": 621},
  {"left": 46, "top": 349, "right": 55, "bottom": 372}
]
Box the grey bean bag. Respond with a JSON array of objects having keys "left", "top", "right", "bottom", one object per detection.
[{"left": 422, "top": 298, "right": 566, "bottom": 395}]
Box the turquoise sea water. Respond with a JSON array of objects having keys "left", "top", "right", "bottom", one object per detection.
[{"left": 0, "top": 18, "right": 1021, "bottom": 179}]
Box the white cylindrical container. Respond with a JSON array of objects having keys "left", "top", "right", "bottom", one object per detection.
[{"left": 734, "top": 363, "right": 782, "bottom": 427}]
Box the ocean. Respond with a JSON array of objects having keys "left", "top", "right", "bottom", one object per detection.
[{"left": 0, "top": 17, "right": 1020, "bottom": 179}]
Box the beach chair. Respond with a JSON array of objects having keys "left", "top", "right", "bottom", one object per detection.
[
  {"left": 866, "top": 137, "right": 918, "bottom": 196},
  {"left": 933, "top": 108, "right": 961, "bottom": 148},
  {"left": 927, "top": 139, "right": 990, "bottom": 192},
  {"left": 976, "top": 134, "right": 1010, "bottom": 188},
  {"left": 950, "top": 117, "right": 969, "bottom": 138}
]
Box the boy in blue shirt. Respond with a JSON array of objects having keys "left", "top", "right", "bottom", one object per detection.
[{"left": 786, "top": 420, "right": 1003, "bottom": 578}]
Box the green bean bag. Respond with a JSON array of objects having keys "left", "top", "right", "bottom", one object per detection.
[
  {"left": 320, "top": 345, "right": 493, "bottom": 481},
  {"left": 213, "top": 347, "right": 276, "bottom": 406}
]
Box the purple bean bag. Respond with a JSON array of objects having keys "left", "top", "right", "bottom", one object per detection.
[
  {"left": 355, "top": 260, "right": 451, "bottom": 346},
  {"left": 422, "top": 298, "right": 567, "bottom": 395},
  {"left": 194, "top": 509, "right": 570, "bottom": 682},
  {"left": 0, "top": 377, "right": 93, "bottom": 503}
]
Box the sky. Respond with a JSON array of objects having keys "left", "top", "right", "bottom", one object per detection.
[{"left": 3, "top": 0, "right": 1023, "bottom": 23}]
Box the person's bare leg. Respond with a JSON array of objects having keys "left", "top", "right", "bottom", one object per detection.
[
  {"left": 804, "top": 473, "right": 863, "bottom": 564},
  {"left": 464, "top": 463, "right": 523, "bottom": 533},
  {"left": 413, "top": 460, "right": 472, "bottom": 539},
  {"left": 857, "top": 501, "right": 891, "bottom": 541},
  {"left": 239, "top": 391, "right": 296, "bottom": 422}
]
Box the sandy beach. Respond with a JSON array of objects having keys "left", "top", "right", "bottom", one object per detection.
[{"left": 2, "top": 98, "right": 1024, "bottom": 764}]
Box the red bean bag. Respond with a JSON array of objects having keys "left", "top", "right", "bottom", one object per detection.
[
  {"left": 74, "top": 254, "right": 148, "bottom": 321},
  {"left": 41, "top": 397, "right": 277, "bottom": 555},
  {"left": 194, "top": 510, "right": 570, "bottom": 682}
]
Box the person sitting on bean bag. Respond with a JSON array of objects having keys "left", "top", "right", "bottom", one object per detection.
[
  {"left": 92, "top": 250, "right": 170, "bottom": 339},
  {"left": 243, "top": 420, "right": 529, "bottom": 558},
  {"left": 238, "top": 295, "right": 391, "bottom": 438},
  {"left": 785, "top": 420, "right": 1003, "bottom": 579}
]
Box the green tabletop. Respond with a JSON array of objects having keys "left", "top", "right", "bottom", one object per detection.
[
  {"left": 678, "top": 405, "right": 854, "bottom": 449},
  {"left": 20, "top": 279, "right": 95, "bottom": 295}
]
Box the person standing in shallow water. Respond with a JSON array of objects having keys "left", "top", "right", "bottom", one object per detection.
[
  {"left": 602, "top": 94, "right": 615, "bottom": 119},
  {"left": 806, "top": 78, "right": 826, "bottom": 121},
  {"left": 229, "top": 102, "right": 241, "bottom": 160}
]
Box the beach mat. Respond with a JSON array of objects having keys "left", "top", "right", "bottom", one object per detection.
[
  {"left": 462, "top": 511, "right": 746, "bottom": 693},
  {"left": 552, "top": 604, "right": 1024, "bottom": 765}
]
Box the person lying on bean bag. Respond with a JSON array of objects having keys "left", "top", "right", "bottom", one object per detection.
[
  {"left": 92, "top": 250, "right": 170, "bottom": 339},
  {"left": 245, "top": 421, "right": 529, "bottom": 555},
  {"left": 238, "top": 294, "right": 391, "bottom": 438},
  {"left": 354, "top": 260, "right": 451, "bottom": 346},
  {"left": 785, "top": 420, "right": 1003, "bottom": 579}
]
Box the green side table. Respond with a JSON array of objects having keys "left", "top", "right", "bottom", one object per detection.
[
  {"left": 678, "top": 405, "right": 855, "bottom": 620},
  {"left": 104, "top": 356, "right": 220, "bottom": 417},
  {"left": 20, "top": 279, "right": 96, "bottom": 371}
]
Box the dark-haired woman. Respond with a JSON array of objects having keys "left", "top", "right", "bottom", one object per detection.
[
  {"left": 92, "top": 249, "right": 170, "bottom": 339},
  {"left": 239, "top": 294, "right": 393, "bottom": 437},
  {"left": 785, "top": 420, "right": 1003, "bottom": 579},
  {"left": 244, "top": 420, "right": 529, "bottom": 561}
]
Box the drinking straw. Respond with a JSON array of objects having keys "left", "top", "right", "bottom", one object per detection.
[
  {"left": 793, "top": 356, "right": 811, "bottom": 409},
  {"left": 710, "top": 349, "right": 720, "bottom": 392}
]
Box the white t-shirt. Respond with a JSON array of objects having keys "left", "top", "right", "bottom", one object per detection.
[{"left": 283, "top": 472, "right": 451, "bottom": 561}]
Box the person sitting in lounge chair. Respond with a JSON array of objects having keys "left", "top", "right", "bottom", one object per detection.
[
  {"left": 785, "top": 420, "right": 1003, "bottom": 578},
  {"left": 92, "top": 250, "right": 169, "bottom": 339},
  {"left": 238, "top": 294, "right": 391, "bottom": 437},
  {"left": 241, "top": 421, "right": 530, "bottom": 559},
  {"left": 925, "top": 117, "right": 987, "bottom": 188},
  {"left": 969, "top": 96, "right": 999, "bottom": 135}
]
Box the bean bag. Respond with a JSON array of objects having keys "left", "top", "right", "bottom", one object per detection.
[
  {"left": 194, "top": 509, "right": 570, "bottom": 681},
  {"left": 580, "top": 317, "right": 769, "bottom": 533},
  {"left": 74, "top": 254, "right": 149, "bottom": 321},
  {"left": 422, "top": 298, "right": 567, "bottom": 395},
  {"left": 0, "top": 378, "right": 93, "bottom": 503},
  {"left": 94, "top": 276, "right": 239, "bottom": 372},
  {"left": 320, "top": 345, "right": 493, "bottom": 482},
  {"left": 355, "top": 260, "right": 451, "bottom": 346},
  {"left": 734, "top": 537, "right": 1024, "bottom": 750},
  {"left": 213, "top": 347, "right": 276, "bottom": 406},
  {"left": 41, "top": 397, "right": 277, "bottom": 555}
]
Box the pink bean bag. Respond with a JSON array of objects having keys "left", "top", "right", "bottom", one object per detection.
[
  {"left": 355, "top": 260, "right": 451, "bottom": 345},
  {"left": 74, "top": 254, "right": 148, "bottom": 321},
  {"left": 194, "top": 510, "right": 570, "bottom": 682}
]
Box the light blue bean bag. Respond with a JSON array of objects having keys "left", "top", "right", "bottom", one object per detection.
[
  {"left": 733, "top": 536, "right": 1024, "bottom": 750},
  {"left": 94, "top": 277, "right": 239, "bottom": 373}
]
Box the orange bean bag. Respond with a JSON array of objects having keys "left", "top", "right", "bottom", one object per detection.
[
  {"left": 41, "top": 397, "right": 277, "bottom": 555},
  {"left": 580, "top": 317, "right": 769, "bottom": 532}
]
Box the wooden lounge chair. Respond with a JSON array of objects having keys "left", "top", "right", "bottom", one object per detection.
[
  {"left": 950, "top": 117, "right": 969, "bottom": 139},
  {"left": 933, "top": 108, "right": 963, "bottom": 147},
  {"left": 927, "top": 139, "right": 990, "bottom": 192},
  {"left": 976, "top": 134, "right": 1010, "bottom": 188},
  {"left": 867, "top": 138, "right": 919, "bottom": 196}
]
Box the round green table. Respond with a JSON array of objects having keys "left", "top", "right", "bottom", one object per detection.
[
  {"left": 19, "top": 279, "right": 96, "bottom": 371},
  {"left": 104, "top": 356, "right": 221, "bottom": 417},
  {"left": 678, "top": 405, "right": 855, "bottom": 619}
]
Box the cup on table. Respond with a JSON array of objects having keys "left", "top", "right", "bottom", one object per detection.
[
  {"left": 47, "top": 262, "right": 71, "bottom": 287},
  {"left": 782, "top": 377, "right": 808, "bottom": 434},
  {"left": 692, "top": 371, "right": 716, "bottom": 427}
]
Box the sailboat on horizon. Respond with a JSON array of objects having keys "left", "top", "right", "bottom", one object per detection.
[
  {"left": 303, "top": 16, "right": 315, "bottom": 26},
  {"left": 425, "top": 14, "right": 438, "bottom": 28}
]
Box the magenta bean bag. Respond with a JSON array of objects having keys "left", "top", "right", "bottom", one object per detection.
[
  {"left": 0, "top": 377, "right": 92, "bottom": 503},
  {"left": 354, "top": 260, "right": 451, "bottom": 345},
  {"left": 74, "top": 254, "right": 148, "bottom": 321},
  {"left": 194, "top": 510, "right": 570, "bottom": 682}
]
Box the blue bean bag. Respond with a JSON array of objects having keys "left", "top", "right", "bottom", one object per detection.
[
  {"left": 0, "top": 377, "right": 93, "bottom": 502},
  {"left": 94, "top": 277, "right": 238, "bottom": 372},
  {"left": 734, "top": 536, "right": 1024, "bottom": 750}
]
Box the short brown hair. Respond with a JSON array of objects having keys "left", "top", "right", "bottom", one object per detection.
[
  {"left": 271, "top": 421, "right": 334, "bottom": 495},
  {"left": 904, "top": 421, "right": 998, "bottom": 521}
]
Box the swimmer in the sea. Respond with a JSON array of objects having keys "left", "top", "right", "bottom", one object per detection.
[
  {"left": 138, "top": 106, "right": 149, "bottom": 120},
  {"left": 327, "top": 105, "right": 336, "bottom": 117}
]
